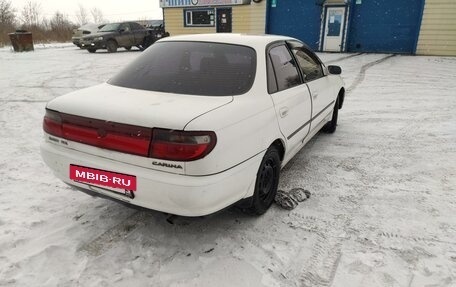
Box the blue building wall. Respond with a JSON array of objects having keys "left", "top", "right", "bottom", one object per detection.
[
  {"left": 266, "top": 0, "right": 424, "bottom": 54},
  {"left": 266, "top": 0, "right": 322, "bottom": 50},
  {"left": 347, "top": 0, "right": 423, "bottom": 53}
]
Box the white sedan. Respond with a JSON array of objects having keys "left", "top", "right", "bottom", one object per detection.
[{"left": 41, "top": 34, "right": 345, "bottom": 216}]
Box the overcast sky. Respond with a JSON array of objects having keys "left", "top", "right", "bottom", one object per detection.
[{"left": 12, "top": 0, "right": 163, "bottom": 23}]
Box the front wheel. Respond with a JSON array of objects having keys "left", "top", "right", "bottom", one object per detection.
[
  {"left": 322, "top": 97, "right": 339, "bottom": 133},
  {"left": 125, "top": 46, "right": 132, "bottom": 51},
  {"left": 87, "top": 48, "right": 96, "bottom": 53},
  {"left": 245, "top": 146, "right": 281, "bottom": 215},
  {"left": 106, "top": 40, "right": 118, "bottom": 53}
]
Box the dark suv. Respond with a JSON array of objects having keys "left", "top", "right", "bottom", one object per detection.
[{"left": 80, "top": 21, "right": 168, "bottom": 53}]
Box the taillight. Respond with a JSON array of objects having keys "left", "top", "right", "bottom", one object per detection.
[
  {"left": 149, "top": 129, "right": 216, "bottom": 161},
  {"left": 43, "top": 109, "right": 152, "bottom": 157},
  {"left": 61, "top": 113, "right": 152, "bottom": 157},
  {"left": 42, "top": 109, "right": 217, "bottom": 161},
  {"left": 43, "top": 109, "right": 63, "bottom": 137}
]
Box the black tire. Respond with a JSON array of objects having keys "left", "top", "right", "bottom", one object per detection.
[
  {"left": 139, "top": 36, "right": 153, "bottom": 51},
  {"left": 125, "top": 46, "right": 132, "bottom": 51},
  {"left": 245, "top": 146, "right": 281, "bottom": 215},
  {"left": 87, "top": 48, "right": 96, "bottom": 53},
  {"left": 322, "top": 97, "right": 339, "bottom": 133},
  {"left": 106, "top": 40, "right": 118, "bottom": 53}
]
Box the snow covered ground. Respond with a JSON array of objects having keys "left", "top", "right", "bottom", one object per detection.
[{"left": 0, "top": 44, "right": 455, "bottom": 287}]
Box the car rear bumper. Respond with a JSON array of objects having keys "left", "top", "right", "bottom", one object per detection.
[{"left": 40, "top": 141, "right": 261, "bottom": 216}]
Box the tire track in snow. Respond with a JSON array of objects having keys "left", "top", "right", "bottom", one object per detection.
[
  {"left": 378, "top": 232, "right": 456, "bottom": 246},
  {"left": 300, "top": 234, "right": 343, "bottom": 287},
  {"left": 296, "top": 212, "right": 352, "bottom": 287},
  {"left": 78, "top": 211, "right": 147, "bottom": 256},
  {"left": 325, "top": 53, "right": 363, "bottom": 65},
  {"left": 1, "top": 100, "right": 48, "bottom": 103},
  {"left": 347, "top": 54, "right": 396, "bottom": 93},
  {"left": 284, "top": 204, "right": 357, "bottom": 287},
  {"left": 284, "top": 144, "right": 385, "bottom": 286}
]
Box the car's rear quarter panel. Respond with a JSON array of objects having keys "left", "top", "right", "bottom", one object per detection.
[{"left": 184, "top": 47, "right": 286, "bottom": 177}]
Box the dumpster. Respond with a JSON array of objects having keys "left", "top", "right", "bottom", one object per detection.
[{"left": 8, "top": 30, "right": 34, "bottom": 52}]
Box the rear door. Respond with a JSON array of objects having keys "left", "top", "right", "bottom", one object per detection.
[
  {"left": 117, "top": 23, "right": 134, "bottom": 47},
  {"left": 267, "top": 43, "right": 312, "bottom": 153},
  {"left": 287, "top": 41, "right": 335, "bottom": 131},
  {"left": 130, "top": 22, "right": 147, "bottom": 45}
]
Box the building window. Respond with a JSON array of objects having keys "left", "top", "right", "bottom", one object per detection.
[{"left": 184, "top": 9, "right": 215, "bottom": 27}]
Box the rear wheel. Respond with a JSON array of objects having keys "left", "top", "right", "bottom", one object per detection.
[
  {"left": 125, "top": 46, "right": 132, "bottom": 51},
  {"left": 245, "top": 146, "right": 281, "bottom": 215},
  {"left": 322, "top": 97, "right": 339, "bottom": 133},
  {"left": 87, "top": 48, "right": 96, "bottom": 53},
  {"left": 139, "top": 36, "right": 154, "bottom": 51},
  {"left": 106, "top": 40, "right": 118, "bottom": 53}
]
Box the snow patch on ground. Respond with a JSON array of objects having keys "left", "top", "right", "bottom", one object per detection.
[{"left": 1, "top": 45, "right": 455, "bottom": 286}]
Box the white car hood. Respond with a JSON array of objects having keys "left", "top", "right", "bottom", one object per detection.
[{"left": 46, "top": 83, "right": 233, "bottom": 130}]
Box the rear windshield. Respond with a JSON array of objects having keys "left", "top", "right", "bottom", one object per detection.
[{"left": 108, "top": 41, "right": 257, "bottom": 96}]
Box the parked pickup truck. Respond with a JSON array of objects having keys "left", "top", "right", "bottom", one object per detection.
[{"left": 80, "top": 21, "right": 168, "bottom": 53}]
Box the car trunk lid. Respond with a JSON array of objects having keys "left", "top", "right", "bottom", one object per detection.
[
  {"left": 47, "top": 83, "right": 233, "bottom": 130},
  {"left": 44, "top": 83, "right": 232, "bottom": 172}
]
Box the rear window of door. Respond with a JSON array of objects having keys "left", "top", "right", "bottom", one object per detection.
[
  {"left": 267, "top": 44, "right": 302, "bottom": 93},
  {"left": 130, "top": 22, "right": 145, "bottom": 30},
  {"left": 119, "top": 23, "right": 131, "bottom": 32}
]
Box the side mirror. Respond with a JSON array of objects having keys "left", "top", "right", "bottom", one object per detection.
[
  {"left": 119, "top": 28, "right": 125, "bottom": 33},
  {"left": 328, "top": 65, "right": 342, "bottom": 75}
]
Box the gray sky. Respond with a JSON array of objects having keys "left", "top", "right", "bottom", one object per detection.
[{"left": 12, "top": 0, "right": 163, "bottom": 23}]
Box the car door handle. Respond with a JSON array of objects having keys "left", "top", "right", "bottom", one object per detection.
[{"left": 279, "top": 107, "right": 289, "bottom": 118}]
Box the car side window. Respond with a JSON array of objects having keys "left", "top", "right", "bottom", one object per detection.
[
  {"left": 120, "top": 23, "right": 131, "bottom": 32},
  {"left": 268, "top": 45, "right": 302, "bottom": 93},
  {"left": 290, "top": 46, "right": 324, "bottom": 82},
  {"left": 267, "top": 55, "right": 278, "bottom": 94},
  {"left": 130, "top": 22, "right": 144, "bottom": 30}
]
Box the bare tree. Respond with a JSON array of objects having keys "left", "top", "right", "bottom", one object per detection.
[
  {"left": 21, "top": 0, "right": 41, "bottom": 27},
  {"left": 49, "top": 11, "right": 73, "bottom": 41},
  {"left": 0, "top": 0, "right": 15, "bottom": 26},
  {"left": 0, "top": 0, "right": 16, "bottom": 45},
  {"left": 75, "top": 4, "right": 88, "bottom": 26},
  {"left": 1, "top": 0, "right": 76, "bottom": 44},
  {"left": 40, "top": 17, "right": 49, "bottom": 30},
  {"left": 90, "top": 7, "right": 104, "bottom": 24}
]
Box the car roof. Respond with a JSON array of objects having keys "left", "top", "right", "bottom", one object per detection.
[
  {"left": 107, "top": 21, "right": 133, "bottom": 25},
  {"left": 158, "top": 33, "right": 298, "bottom": 49},
  {"left": 77, "top": 23, "right": 103, "bottom": 31}
]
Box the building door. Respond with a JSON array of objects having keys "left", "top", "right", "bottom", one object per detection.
[
  {"left": 323, "top": 6, "right": 346, "bottom": 52},
  {"left": 346, "top": 0, "right": 423, "bottom": 53},
  {"left": 216, "top": 8, "right": 232, "bottom": 33}
]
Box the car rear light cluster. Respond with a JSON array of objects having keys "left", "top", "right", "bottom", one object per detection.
[
  {"left": 150, "top": 129, "right": 216, "bottom": 161},
  {"left": 43, "top": 109, "right": 216, "bottom": 161}
]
